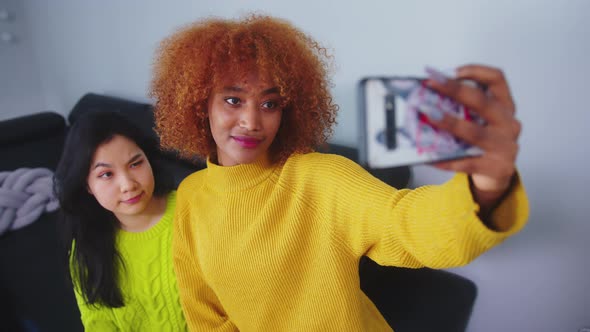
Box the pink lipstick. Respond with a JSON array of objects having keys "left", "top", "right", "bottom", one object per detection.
[
  {"left": 233, "top": 136, "right": 261, "bottom": 148},
  {"left": 122, "top": 192, "right": 143, "bottom": 204}
]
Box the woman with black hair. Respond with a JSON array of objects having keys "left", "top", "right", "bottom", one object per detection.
[{"left": 53, "top": 111, "right": 187, "bottom": 331}]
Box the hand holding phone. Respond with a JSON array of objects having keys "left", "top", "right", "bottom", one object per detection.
[{"left": 422, "top": 64, "right": 521, "bottom": 197}]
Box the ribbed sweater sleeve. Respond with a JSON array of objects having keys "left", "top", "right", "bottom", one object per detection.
[
  {"left": 174, "top": 179, "right": 239, "bottom": 332},
  {"left": 300, "top": 154, "right": 528, "bottom": 268}
]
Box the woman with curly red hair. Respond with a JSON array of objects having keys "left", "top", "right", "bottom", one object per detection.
[{"left": 150, "top": 14, "right": 528, "bottom": 331}]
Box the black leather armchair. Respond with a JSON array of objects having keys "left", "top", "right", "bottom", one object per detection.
[{"left": 0, "top": 112, "right": 82, "bottom": 332}]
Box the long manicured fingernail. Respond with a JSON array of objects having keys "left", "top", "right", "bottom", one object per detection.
[
  {"left": 425, "top": 66, "right": 447, "bottom": 83},
  {"left": 425, "top": 66, "right": 459, "bottom": 83},
  {"left": 418, "top": 104, "right": 443, "bottom": 121}
]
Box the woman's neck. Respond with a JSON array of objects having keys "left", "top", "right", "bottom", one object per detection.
[
  {"left": 211, "top": 153, "right": 272, "bottom": 167},
  {"left": 116, "top": 194, "right": 168, "bottom": 233}
]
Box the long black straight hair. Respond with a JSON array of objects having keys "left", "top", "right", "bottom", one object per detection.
[{"left": 54, "top": 110, "right": 173, "bottom": 307}]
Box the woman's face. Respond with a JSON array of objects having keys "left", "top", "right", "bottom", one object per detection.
[
  {"left": 207, "top": 71, "right": 283, "bottom": 166},
  {"left": 86, "top": 135, "right": 156, "bottom": 221}
]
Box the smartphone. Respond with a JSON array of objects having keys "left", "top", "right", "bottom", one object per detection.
[{"left": 358, "top": 76, "right": 485, "bottom": 169}]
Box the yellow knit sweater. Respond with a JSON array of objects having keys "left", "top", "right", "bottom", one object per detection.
[
  {"left": 173, "top": 153, "right": 528, "bottom": 331},
  {"left": 73, "top": 192, "right": 188, "bottom": 331}
]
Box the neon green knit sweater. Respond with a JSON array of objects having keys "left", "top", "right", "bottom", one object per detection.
[
  {"left": 174, "top": 153, "right": 528, "bottom": 331},
  {"left": 73, "top": 191, "right": 187, "bottom": 331}
]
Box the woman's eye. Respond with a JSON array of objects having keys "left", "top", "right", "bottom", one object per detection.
[
  {"left": 262, "top": 100, "right": 280, "bottom": 110},
  {"left": 98, "top": 172, "right": 112, "bottom": 179},
  {"left": 224, "top": 97, "right": 240, "bottom": 105},
  {"left": 130, "top": 160, "right": 143, "bottom": 168}
]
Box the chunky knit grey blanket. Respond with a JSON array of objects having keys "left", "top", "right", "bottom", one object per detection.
[{"left": 0, "top": 168, "right": 58, "bottom": 235}]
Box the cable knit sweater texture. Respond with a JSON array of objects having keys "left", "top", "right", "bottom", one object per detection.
[
  {"left": 73, "top": 191, "right": 188, "bottom": 331},
  {"left": 173, "top": 153, "right": 529, "bottom": 331}
]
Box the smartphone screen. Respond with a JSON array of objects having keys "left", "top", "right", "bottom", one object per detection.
[{"left": 358, "top": 77, "right": 484, "bottom": 169}]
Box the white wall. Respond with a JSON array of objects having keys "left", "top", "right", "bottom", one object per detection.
[
  {"left": 0, "top": 0, "right": 44, "bottom": 120},
  {"left": 13, "top": 0, "right": 590, "bottom": 331}
]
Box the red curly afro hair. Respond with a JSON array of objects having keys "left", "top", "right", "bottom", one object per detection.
[{"left": 149, "top": 14, "right": 339, "bottom": 163}]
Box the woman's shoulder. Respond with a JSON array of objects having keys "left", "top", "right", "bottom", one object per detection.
[
  {"left": 164, "top": 190, "right": 177, "bottom": 215},
  {"left": 174, "top": 169, "right": 208, "bottom": 209},
  {"left": 288, "top": 151, "right": 355, "bottom": 164},
  {"left": 286, "top": 152, "right": 364, "bottom": 173},
  {"left": 177, "top": 169, "right": 207, "bottom": 192},
  {"left": 282, "top": 152, "right": 367, "bottom": 184}
]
